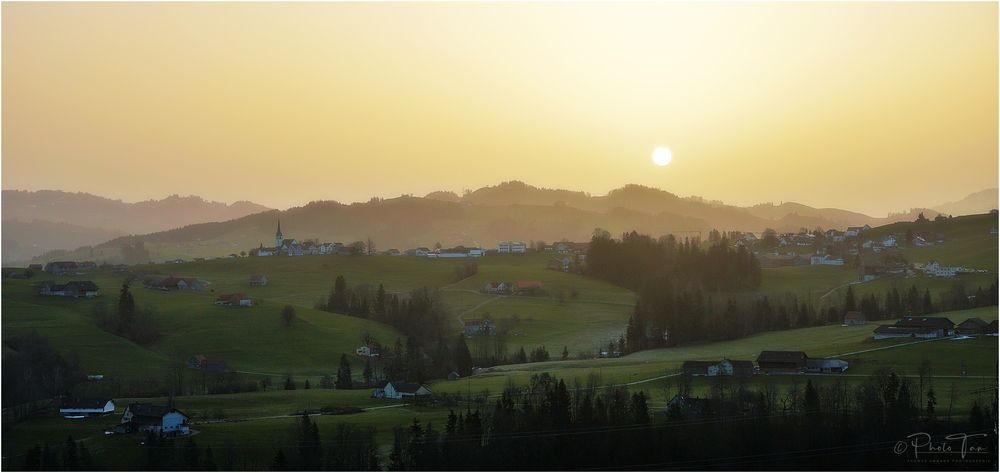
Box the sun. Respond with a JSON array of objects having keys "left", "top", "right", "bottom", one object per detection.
[{"left": 652, "top": 147, "right": 672, "bottom": 167}]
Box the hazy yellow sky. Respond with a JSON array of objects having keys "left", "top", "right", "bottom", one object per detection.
[{"left": 3, "top": 2, "right": 997, "bottom": 216}]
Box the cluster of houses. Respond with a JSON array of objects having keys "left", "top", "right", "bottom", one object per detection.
[
  {"left": 482, "top": 280, "right": 543, "bottom": 295},
  {"left": 681, "top": 351, "right": 849, "bottom": 377},
  {"left": 872, "top": 316, "right": 998, "bottom": 340},
  {"left": 42, "top": 261, "right": 97, "bottom": 274},
  {"left": 215, "top": 292, "right": 253, "bottom": 307},
  {"left": 251, "top": 220, "right": 356, "bottom": 257},
  {"left": 920, "top": 261, "right": 969, "bottom": 278},
  {"left": 59, "top": 399, "right": 191, "bottom": 436},
  {"left": 372, "top": 381, "right": 432, "bottom": 400},
  {"left": 142, "top": 275, "right": 206, "bottom": 291},
  {"left": 37, "top": 280, "right": 100, "bottom": 298}
]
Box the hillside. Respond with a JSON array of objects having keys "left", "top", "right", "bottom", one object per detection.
[
  {"left": 1, "top": 190, "right": 270, "bottom": 263},
  {"left": 932, "top": 188, "right": 999, "bottom": 216},
  {"left": 1, "top": 220, "right": 125, "bottom": 264},
  {"left": 25, "top": 182, "right": 995, "bottom": 265}
]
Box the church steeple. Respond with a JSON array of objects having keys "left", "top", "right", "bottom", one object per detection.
[{"left": 275, "top": 218, "right": 284, "bottom": 247}]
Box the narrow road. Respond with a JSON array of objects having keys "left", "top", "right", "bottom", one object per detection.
[
  {"left": 819, "top": 280, "right": 861, "bottom": 300},
  {"left": 830, "top": 335, "right": 957, "bottom": 358}
]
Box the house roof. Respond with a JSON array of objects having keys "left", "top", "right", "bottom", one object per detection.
[
  {"left": 389, "top": 382, "right": 430, "bottom": 394},
  {"left": 757, "top": 351, "right": 808, "bottom": 363},
  {"left": 897, "top": 316, "right": 954, "bottom": 329},
  {"left": 728, "top": 360, "right": 755, "bottom": 371},
  {"left": 249, "top": 274, "right": 267, "bottom": 280},
  {"left": 682, "top": 361, "right": 715, "bottom": 371},
  {"left": 126, "top": 403, "right": 188, "bottom": 420},
  {"left": 66, "top": 281, "right": 99, "bottom": 291},
  {"left": 844, "top": 311, "right": 865, "bottom": 320},
  {"left": 957, "top": 317, "right": 989, "bottom": 329},
  {"left": 61, "top": 398, "right": 113, "bottom": 409},
  {"left": 464, "top": 318, "right": 491, "bottom": 326},
  {"left": 873, "top": 325, "right": 940, "bottom": 335}
]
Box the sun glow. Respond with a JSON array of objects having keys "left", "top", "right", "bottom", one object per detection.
[{"left": 652, "top": 147, "right": 672, "bottom": 167}]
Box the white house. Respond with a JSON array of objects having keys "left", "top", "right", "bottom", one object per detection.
[
  {"left": 923, "top": 261, "right": 959, "bottom": 278},
  {"left": 120, "top": 403, "right": 190, "bottom": 436},
  {"left": 882, "top": 235, "right": 897, "bottom": 247},
  {"left": 810, "top": 255, "right": 844, "bottom": 266},
  {"left": 483, "top": 282, "right": 509, "bottom": 294},
  {"left": 60, "top": 399, "right": 115, "bottom": 418},
  {"left": 497, "top": 241, "right": 527, "bottom": 254},
  {"left": 376, "top": 382, "right": 432, "bottom": 400},
  {"left": 355, "top": 345, "right": 380, "bottom": 358}
]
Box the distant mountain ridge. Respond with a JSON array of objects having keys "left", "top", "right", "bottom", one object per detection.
[
  {"left": 9, "top": 182, "right": 994, "bottom": 265},
  {"left": 931, "top": 188, "right": 998, "bottom": 217},
  {"left": 2, "top": 190, "right": 270, "bottom": 263}
]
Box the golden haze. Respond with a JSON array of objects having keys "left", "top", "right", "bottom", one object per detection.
[{"left": 2, "top": 2, "right": 996, "bottom": 215}]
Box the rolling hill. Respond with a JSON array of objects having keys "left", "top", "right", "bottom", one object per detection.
[
  {"left": 19, "top": 181, "right": 994, "bottom": 265},
  {"left": 2, "top": 190, "right": 270, "bottom": 263}
]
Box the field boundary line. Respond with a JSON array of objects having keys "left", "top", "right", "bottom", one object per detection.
[{"left": 831, "top": 335, "right": 956, "bottom": 358}]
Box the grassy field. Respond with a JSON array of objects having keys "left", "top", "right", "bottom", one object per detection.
[
  {"left": 757, "top": 265, "right": 859, "bottom": 300},
  {"left": 1, "top": 269, "right": 403, "bottom": 378},
  {"left": 4, "top": 241, "right": 996, "bottom": 469}
]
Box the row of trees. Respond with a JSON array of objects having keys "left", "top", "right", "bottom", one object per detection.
[
  {"left": 844, "top": 281, "right": 999, "bottom": 321},
  {"left": 586, "top": 231, "right": 762, "bottom": 292},
  {"left": 320, "top": 278, "right": 450, "bottom": 345},
  {"left": 381, "top": 370, "right": 997, "bottom": 470}
]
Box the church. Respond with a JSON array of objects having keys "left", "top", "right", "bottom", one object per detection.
[{"left": 251, "top": 219, "right": 339, "bottom": 257}]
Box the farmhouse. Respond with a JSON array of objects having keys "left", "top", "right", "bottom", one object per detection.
[
  {"left": 59, "top": 399, "right": 115, "bottom": 418},
  {"left": 497, "top": 241, "right": 527, "bottom": 254},
  {"left": 844, "top": 225, "right": 871, "bottom": 238},
  {"left": 843, "top": 311, "right": 866, "bottom": 325},
  {"left": 356, "top": 345, "right": 380, "bottom": 358},
  {"left": 145, "top": 276, "right": 205, "bottom": 291},
  {"left": 186, "top": 355, "right": 230, "bottom": 373},
  {"left": 119, "top": 403, "right": 190, "bottom": 436},
  {"left": 681, "top": 359, "right": 754, "bottom": 377},
  {"left": 515, "top": 280, "right": 543, "bottom": 294},
  {"left": 374, "top": 382, "right": 432, "bottom": 400},
  {"left": 215, "top": 293, "right": 252, "bottom": 307},
  {"left": 872, "top": 316, "right": 954, "bottom": 340},
  {"left": 483, "top": 282, "right": 509, "bottom": 294},
  {"left": 923, "top": 261, "right": 961, "bottom": 278},
  {"left": 955, "top": 317, "right": 989, "bottom": 336},
  {"left": 810, "top": 254, "right": 844, "bottom": 266},
  {"left": 43, "top": 261, "right": 78, "bottom": 274},
  {"left": 805, "top": 358, "right": 849, "bottom": 373},
  {"left": 38, "top": 280, "right": 100, "bottom": 298},
  {"left": 463, "top": 318, "right": 497, "bottom": 336},
  {"left": 249, "top": 274, "right": 268, "bottom": 286},
  {"left": 756, "top": 351, "right": 808, "bottom": 373}
]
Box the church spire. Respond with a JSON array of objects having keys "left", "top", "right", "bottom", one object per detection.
[{"left": 275, "top": 218, "right": 284, "bottom": 247}]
